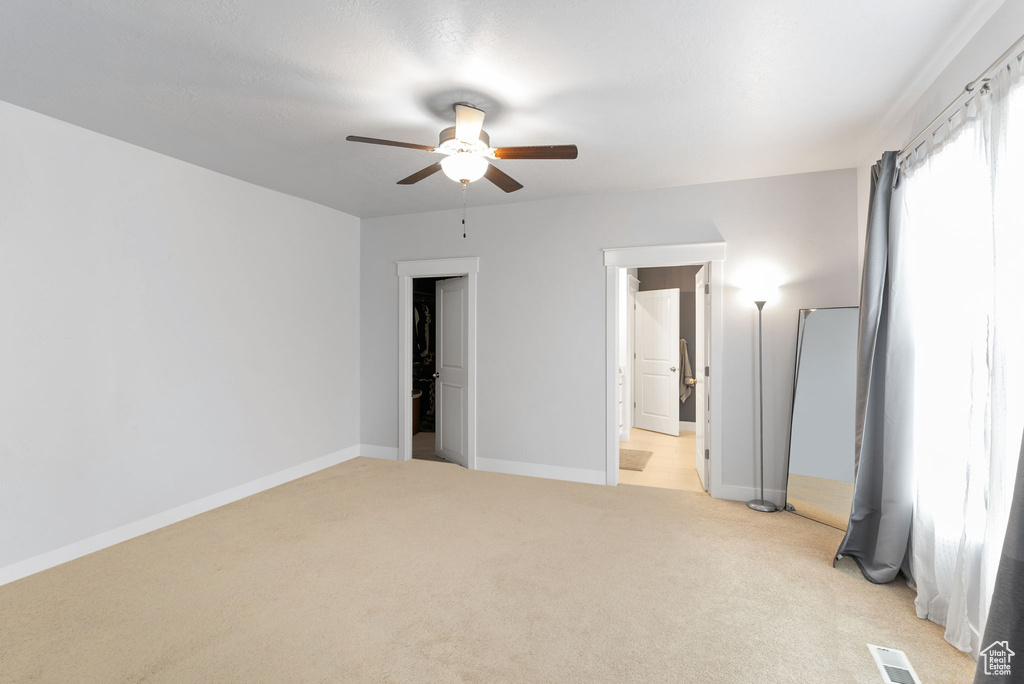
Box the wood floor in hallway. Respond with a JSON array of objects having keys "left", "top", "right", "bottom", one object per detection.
[{"left": 619, "top": 427, "right": 706, "bottom": 493}]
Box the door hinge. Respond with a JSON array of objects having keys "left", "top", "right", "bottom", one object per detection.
[
  {"left": 704, "top": 448, "right": 710, "bottom": 460},
  {"left": 633, "top": 402, "right": 636, "bottom": 408},
  {"left": 704, "top": 283, "right": 710, "bottom": 295},
  {"left": 704, "top": 366, "right": 710, "bottom": 377}
]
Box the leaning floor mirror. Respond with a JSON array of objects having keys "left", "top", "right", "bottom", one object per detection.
[{"left": 784, "top": 306, "right": 858, "bottom": 530}]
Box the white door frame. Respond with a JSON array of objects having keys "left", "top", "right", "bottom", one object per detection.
[
  {"left": 603, "top": 242, "right": 725, "bottom": 497},
  {"left": 397, "top": 257, "right": 479, "bottom": 468},
  {"left": 621, "top": 273, "right": 639, "bottom": 442}
]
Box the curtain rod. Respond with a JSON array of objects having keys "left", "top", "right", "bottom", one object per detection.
[{"left": 899, "top": 31, "right": 1024, "bottom": 158}]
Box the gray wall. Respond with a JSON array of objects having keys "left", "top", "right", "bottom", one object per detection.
[
  {"left": 361, "top": 169, "right": 858, "bottom": 503},
  {"left": 0, "top": 100, "right": 362, "bottom": 569},
  {"left": 637, "top": 266, "right": 702, "bottom": 422}
]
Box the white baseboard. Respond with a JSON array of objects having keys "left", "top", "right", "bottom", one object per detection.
[
  {"left": 679, "top": 421, "right": 697, "bottom": 431},
  {"left": 359, "top": 444, "right": 399, "bottom": 460},
  {"left": 0, "top": 444, "right": 374, "bottom": 587},
  {"left": 715, "top": 483, "right": 787, "bottom": 507},
  {"left": 476, "top": 457, "right": 605, "bottom": 485}
]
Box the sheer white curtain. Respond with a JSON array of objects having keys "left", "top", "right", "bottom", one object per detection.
[{"left": 894, "top": 64, "right": 1024, "bottom": 655}]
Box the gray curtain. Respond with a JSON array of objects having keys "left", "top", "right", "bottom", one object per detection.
[
  {"left": 835, "top": 152, "right": 914, "bottom": 584},
  {"left": 974, "top": 429, "right": 1024, "bottom": 682}
]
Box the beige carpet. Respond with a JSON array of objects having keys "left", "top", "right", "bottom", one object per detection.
[
  {"left": 619, "top": 448, "right": 654, "bottom": 471},
  {"left": 0, "top": 457, "right": 974, "bottom": 683}
]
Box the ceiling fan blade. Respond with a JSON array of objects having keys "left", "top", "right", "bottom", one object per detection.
[
  {"left": 484, "top": 163, "right": 524, "bottom": 193},
  {"left": 454, "top": 104, "right": 486, "bottom": 143},
  {"left": 397, "top": 162, "right": 443, "bottom": 185},
  {"left": 346, "top": 135, "right": 436, "bottom": 152},
  {"left": 492, "top": 145, "right": 578, "bottom": 160}
]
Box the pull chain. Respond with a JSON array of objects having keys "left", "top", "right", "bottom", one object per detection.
[{"left": 461, "top": 180, "right": 468, "bottom": 238}]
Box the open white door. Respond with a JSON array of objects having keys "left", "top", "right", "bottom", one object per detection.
[
  {"left": 435, "top": 277, "right": 469, "bottom": 467},
  {"left": 694, "top": 266, "right": 710, "bottom": 490},
  {"left": 633, "top": 288, "right": 680, "bottom": 436}
]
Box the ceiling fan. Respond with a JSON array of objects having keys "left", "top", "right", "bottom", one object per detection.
[{"left": 346, "top": 104, "right": 578, "bottom": 193}]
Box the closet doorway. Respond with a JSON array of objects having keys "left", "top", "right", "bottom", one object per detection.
[
  {"left": 410, "top": 276, "right": 452, "bottom": 463},
  {"left": 397, "top": 258, "right": 478, "bottom": 469}
]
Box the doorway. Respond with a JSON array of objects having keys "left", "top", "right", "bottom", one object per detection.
[
  {"left": 603, "top": 243, "right": 725, "bottom": 497},
  {"left": 622, "top": 265, "right": 706, "bottom": 492},
  {"left": 410, "top": 276, "right": 444, "bottom": 462},
  {"left": 397, "top": 258, "right": 479, "bottom": 468}
]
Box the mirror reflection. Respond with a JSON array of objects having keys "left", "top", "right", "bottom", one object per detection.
[{"left": 785, "top": 307, "right": 858, "bottom": 530}]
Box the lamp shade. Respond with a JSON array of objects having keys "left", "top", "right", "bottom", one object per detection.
[
  {"left": 441, "top": 153, "right": 488, "bottom": 183},
  {"left": 735, "top": 261, "right": 784, "bottom": 307}
]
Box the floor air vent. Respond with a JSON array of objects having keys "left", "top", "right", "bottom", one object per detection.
[{"left": 868, "top": 644, "right": 922, "bottom": 684}]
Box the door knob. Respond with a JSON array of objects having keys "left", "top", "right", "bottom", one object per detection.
[
  {"left": 433, "top": 372, "right": 440, "bottom": 379},
  {"left": 670, "top": 366, "right": 678, "bottom": 372}
]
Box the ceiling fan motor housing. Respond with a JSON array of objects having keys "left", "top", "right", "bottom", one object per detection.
[{"left": 438, "top": 126, "right": 489, "bottom": 150}]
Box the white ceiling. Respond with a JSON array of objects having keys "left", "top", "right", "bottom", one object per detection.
[{"left": 0, "top": 0, "right": 1004, "bottom": 218}]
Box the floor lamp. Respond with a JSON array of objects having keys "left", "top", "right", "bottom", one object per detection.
[{"left": 747, "top": 299, "right": 778, "bottom": 513}]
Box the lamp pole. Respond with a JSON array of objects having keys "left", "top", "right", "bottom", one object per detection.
[{"left": 747, "top": 300, "right": 778, "bottom": 513}]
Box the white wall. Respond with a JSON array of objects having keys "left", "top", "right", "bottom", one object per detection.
[
  {"left": 858, "top": 0, "right": 1024, "bottom": 267},
  {"left": 361, "top": 169, "right": 858, "bottom": 501},
  {"left": 0, "top": 101, "right": 361, "bottom": 570}
]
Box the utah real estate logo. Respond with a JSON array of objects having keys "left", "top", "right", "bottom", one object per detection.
[{"left": 980, "top": 640, "right": 1015, "bottom": 676}]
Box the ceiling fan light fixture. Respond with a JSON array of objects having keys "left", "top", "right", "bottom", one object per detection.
[
  {"left": 347, "top": 103, "right": 576, "bottom": 193},
  {"left": 441, "top": 153, "right": 488, "bottom": 183}
]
